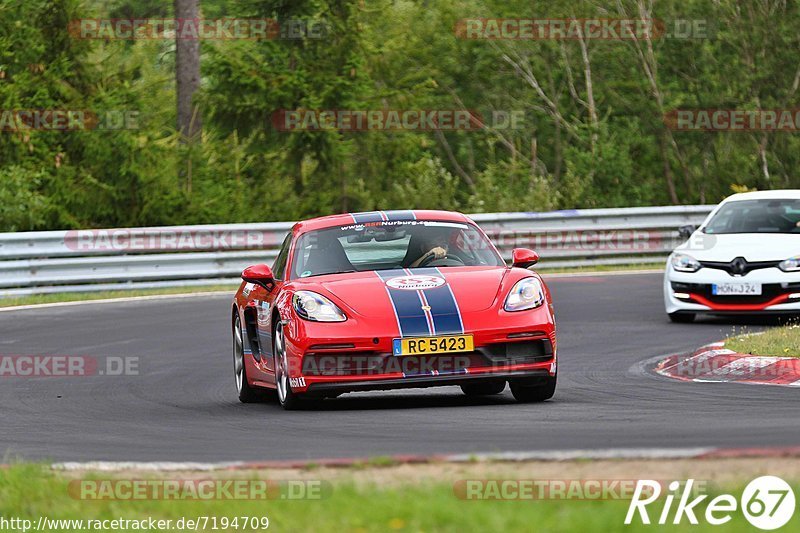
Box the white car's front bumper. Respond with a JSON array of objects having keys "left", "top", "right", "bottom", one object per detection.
[{"left": 663, "top": 261, "right": 800, "bottom": 315}]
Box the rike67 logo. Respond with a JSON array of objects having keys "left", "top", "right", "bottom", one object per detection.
[{"left": 626, "top": 476, "right": 795, "bottom": 530}]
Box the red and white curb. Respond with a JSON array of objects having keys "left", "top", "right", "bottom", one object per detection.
[
  {"left": 655, "top": 342, "right": 800, "bottom": 387},
  {"left": 31, "top": 446, "right": 800, "bottom": 472}
]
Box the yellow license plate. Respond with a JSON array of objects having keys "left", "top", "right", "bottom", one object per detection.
[{"left": 392, "top": 335, "right": 474, "bottom": 356}]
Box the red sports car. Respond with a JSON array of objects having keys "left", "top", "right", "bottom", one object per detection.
[{"left": 231, "top": 210, "right": 557, "bottom": 409}]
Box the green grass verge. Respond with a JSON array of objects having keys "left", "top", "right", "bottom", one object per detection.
[
  {"left": 539, "top": 262, "right": 664, "bottom": 274},
  {"left": 0, "top": 465, "right": 794, "bottom": 532},
  {"left": 0, "top": 285, "right": 240, "bottom": 308},
  {"left": 725, "top": 324, "right": 800, "bottom": 357}
]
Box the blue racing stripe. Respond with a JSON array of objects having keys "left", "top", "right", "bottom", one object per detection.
[
  {"left": 377, "top": 270, "right": 432, "bottom": 337},
  {"left": 351, "top": 211, "right": 384, "bottom": 224},
  {"left": 390, "top": 289, "right": 432, "bottom": 336},
  {"left": 421, "top": 286, "right": 463, "bottom": 334},
  {"left": 383, "top": 210, "right": 416, "bottom": 221},
  {"left": 379, "top": 268, "right": 465, "bottom": 337},
  {"left": 409, "top": 267, "right": 464, "bottom": 334}
]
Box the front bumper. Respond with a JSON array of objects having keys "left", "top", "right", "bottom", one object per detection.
[
  {"left": 290, "top": 348, "right": 557, "bottom": 395},
  {"left": 280, "top": 301, "right": 557, "bottom": 394},
  {"left": 664, "top": 263, "right": 800, "bottom": 314},
  {"left": 306, "top": 367, "right": 552, "bottom": 395}
]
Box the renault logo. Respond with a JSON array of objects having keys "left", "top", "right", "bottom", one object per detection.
[{"left": 730, "top": 257, "right": 747, "bottom": 276}]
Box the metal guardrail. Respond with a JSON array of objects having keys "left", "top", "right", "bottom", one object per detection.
[{"left": 0, "top": 205, "right": 713, "bottom": 297}]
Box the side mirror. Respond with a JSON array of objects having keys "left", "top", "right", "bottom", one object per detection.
[
  {"left": 242, "top": 264, "right": 275, "bottom": 289},
  {"left": 511, "top": 248, "right": 540, "bottom": 269},
  {"left": 678, "top": 225, "right": 696, "bottom": 240}
]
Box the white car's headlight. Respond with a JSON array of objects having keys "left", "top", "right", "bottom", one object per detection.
[
  {"left": 292, "top": 291, "right": 347, "bottom": 322},
  {"left": 671, "top": 253, "right": 702, "bottom": 273},
  {"left": 779, "top": 256, "right": 800, "bottom": 272},
  {"left": 504, "top": 277, "right": 545, "bottom": 312}
]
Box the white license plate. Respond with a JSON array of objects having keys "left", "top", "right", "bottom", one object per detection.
[{"left": 712, "top": 282, "right": 762, "bottom": 296}]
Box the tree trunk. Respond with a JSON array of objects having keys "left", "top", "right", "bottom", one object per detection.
[
  {"left": 175, "top": 0, "right": 201, "bottom": 141},
  {"left": 658, "top": 131, "right": 679, "bottom": 204}
]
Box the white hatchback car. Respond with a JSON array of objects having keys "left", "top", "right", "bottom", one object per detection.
[{"left": 664, "top": 190, "right": 800, "bottom": 322}]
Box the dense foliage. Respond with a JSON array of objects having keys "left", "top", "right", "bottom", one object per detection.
[{"left": 1, "top": 0, "right": 798, "bottom": 230}]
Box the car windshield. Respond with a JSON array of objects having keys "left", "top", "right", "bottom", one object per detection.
[
  {"left": 703, "top": 199, "right": 800, "bottom": 234},
  {"left": 291, "top": 220, "right": 505, "bottom": 278}
]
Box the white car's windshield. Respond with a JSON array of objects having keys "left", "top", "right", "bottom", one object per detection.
[
  {"left": 704, "top": 199, "right": 800, "bottom": 234},
  {"left": 291, "top": 220, "right": 504, "bottom": 278}
]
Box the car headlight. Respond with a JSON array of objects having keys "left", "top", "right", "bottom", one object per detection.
[
  {"left": 779, "top": 256, "right": 800, "bottom": 272},
  {"left": 504, "top": 277, "right": 545, "bottom": 312},
  {"left": 292, "top": 291, "right": 347, "bottom": 322},
  {"left": 670, "top": 253, "right": 702, "bottom": 273}
]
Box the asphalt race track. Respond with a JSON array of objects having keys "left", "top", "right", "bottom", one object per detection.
[{"left": 1, "top": 272, "right": 797, "bottom": 463}]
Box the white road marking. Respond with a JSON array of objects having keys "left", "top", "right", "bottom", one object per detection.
[
  {"left": 0, "top": 291, "right": 232, "bottom": 313},
  {"left": 542, "top": 269, "right": 663, "bottom": 279},
  {"left": 446, "top": 448, "right": 715, "bottom": 462},
  {"left": 50, "top": 448, "right": 718, "bottom": 472},
  {"left": 53, "top": 461, "right": 245, "bottom": 472}
]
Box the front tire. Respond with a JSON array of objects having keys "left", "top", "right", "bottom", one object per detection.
[
  {"left": 273, "top": 321, "right": 305, "bottom": 410},
  {"left": 510, "top": 374, "right": 556, "bottom": 403},
  {"left": 234, "top": 315, "right": 264, "bottom": 403},
  {"left": 668, "top": 312, "right": 695, "bottom": 323},
  {"left": 461, "top": 381, "right": 506, "bottom": 396}
]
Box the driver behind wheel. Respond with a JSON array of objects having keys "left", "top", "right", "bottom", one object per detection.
[{"left": 407, "top": 232, "right": 450, "bottom": 268}]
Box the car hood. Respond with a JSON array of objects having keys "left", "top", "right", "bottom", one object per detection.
[
  {"left": 296, "top": 266, "right": 509, "bottom": 316},
  {"left": 675, "top": 233, "right": 800, "bottom": 262}
]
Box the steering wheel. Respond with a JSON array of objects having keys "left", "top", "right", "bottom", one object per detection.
[{"left": 419, "top": 252, "right": 465, "bottom": 268}]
